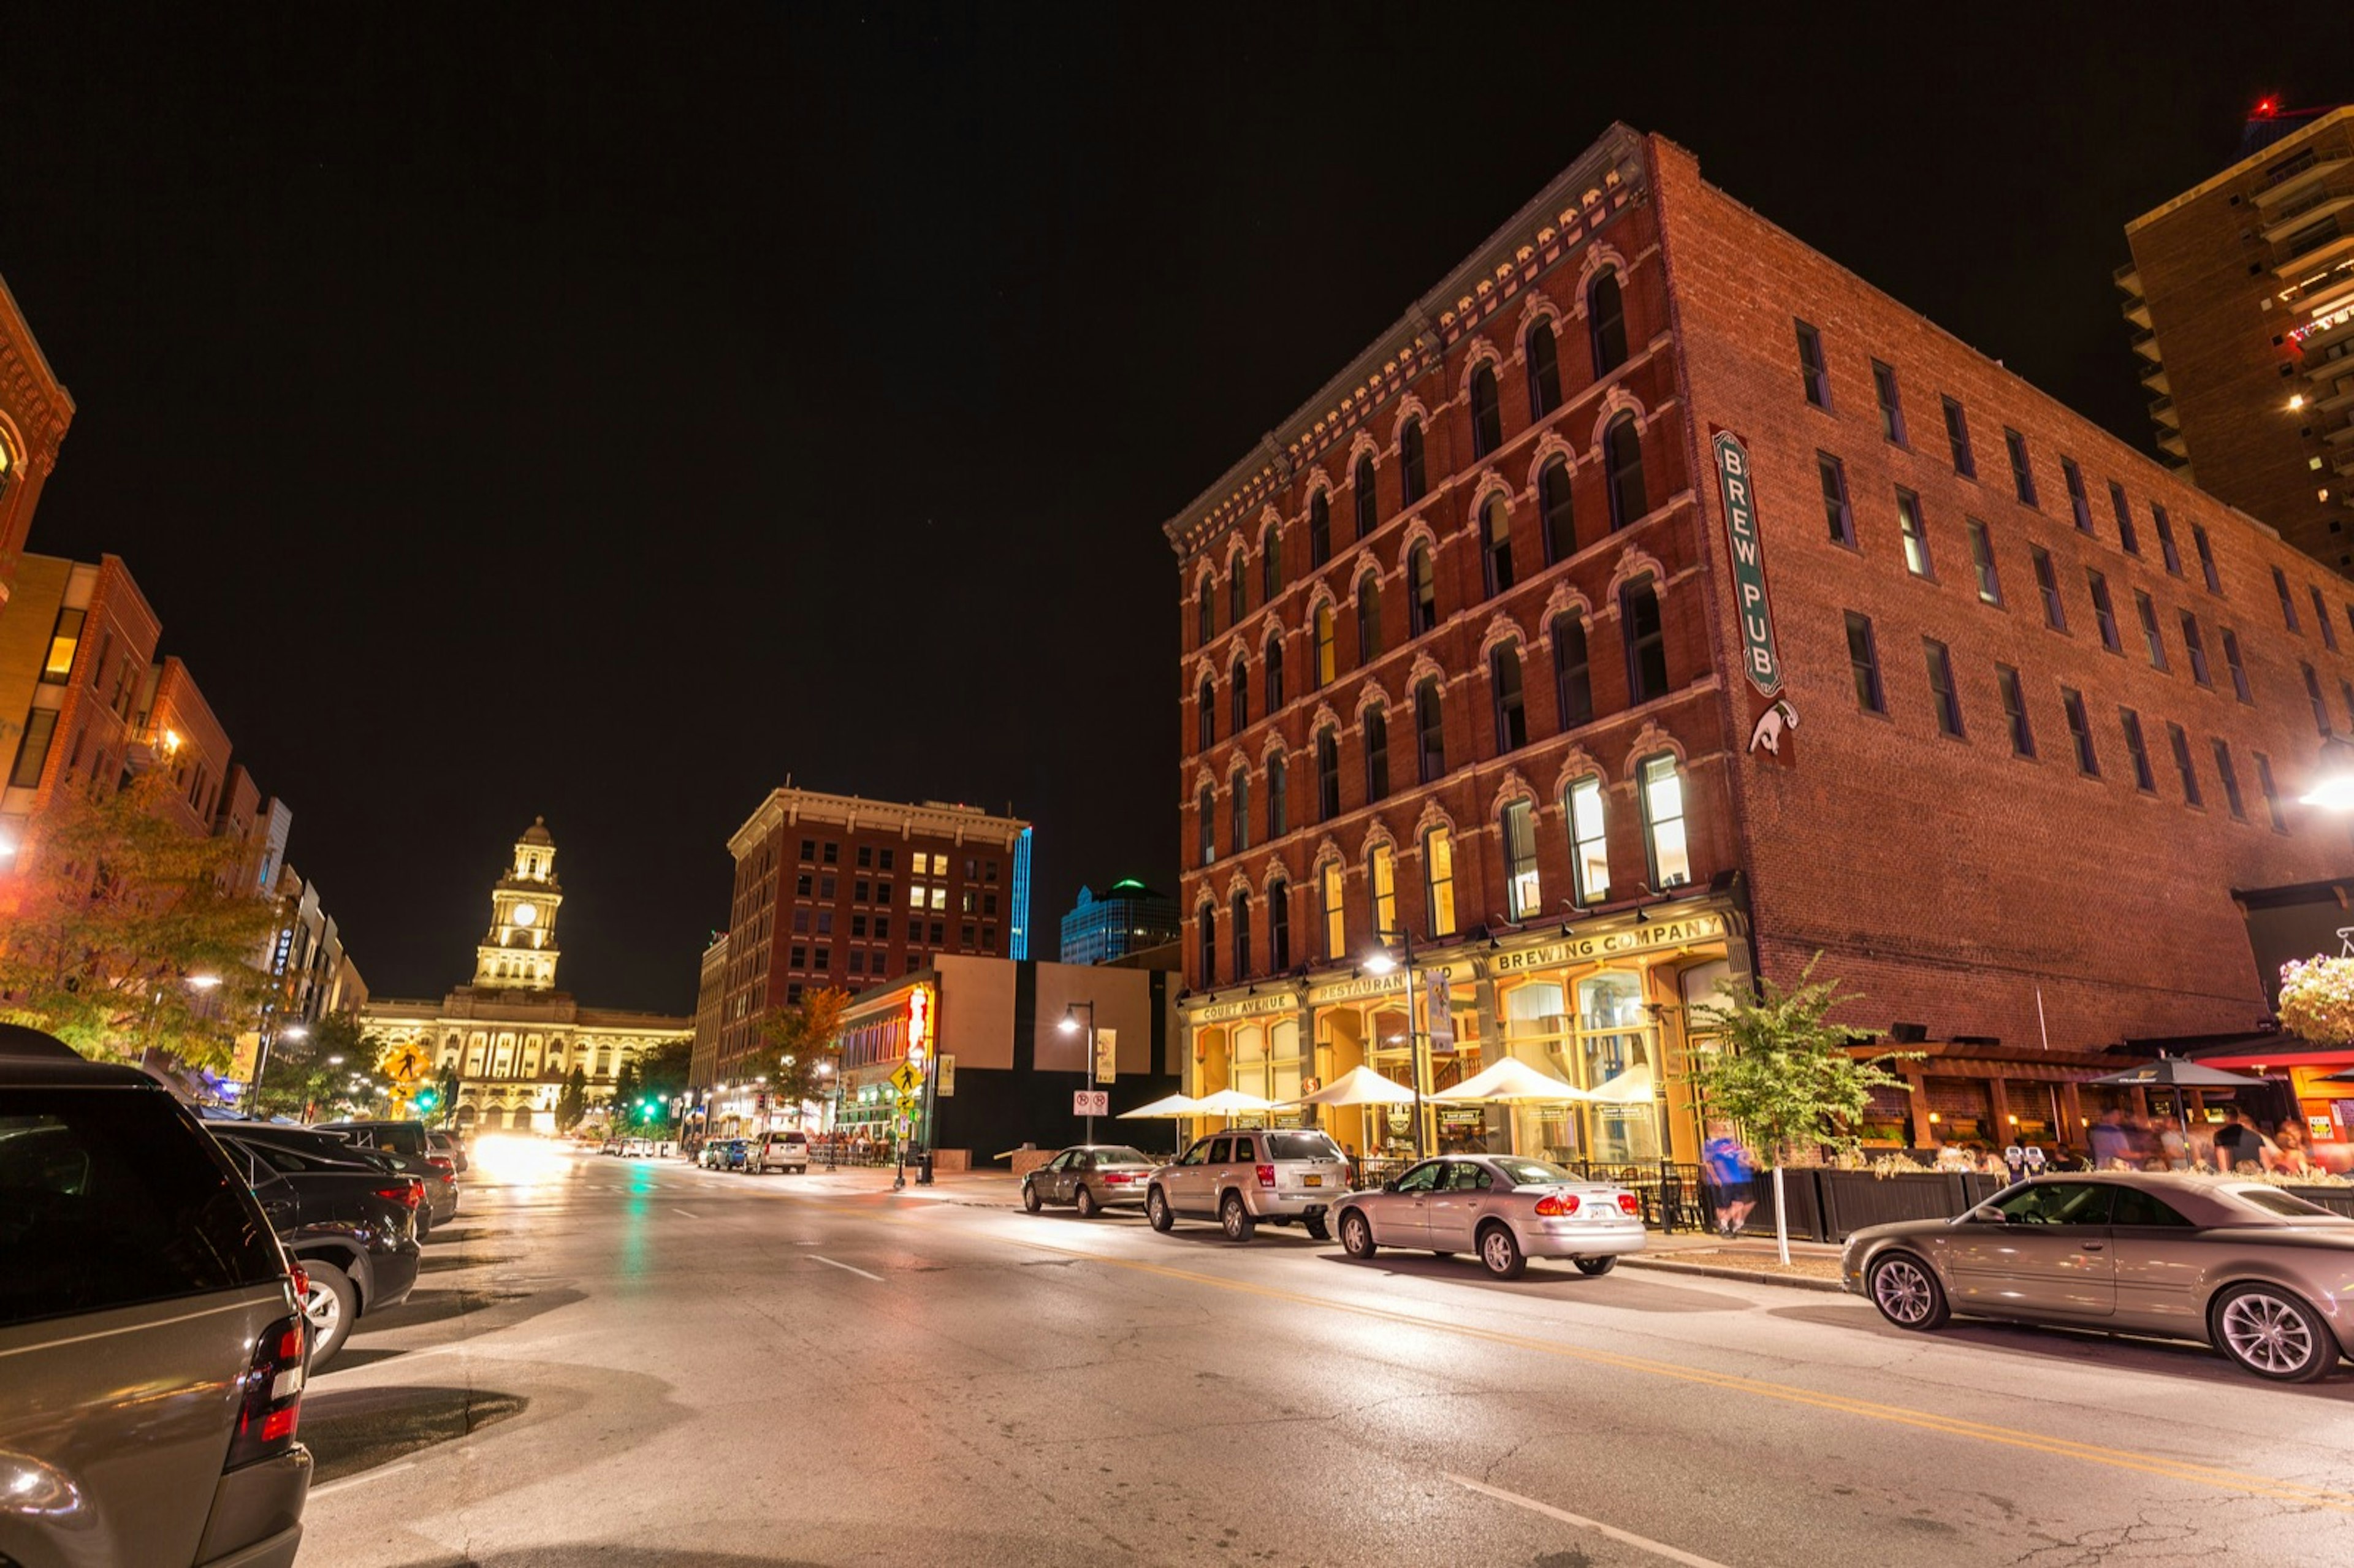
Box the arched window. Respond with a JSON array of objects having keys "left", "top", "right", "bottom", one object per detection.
[
  {"left": 1481, "top": 497, "right": 1515, "bottom": 598},
  {"left": 1621, "top": 574, "right": 1667, "bottom": 704},
  {"left": 1353, "top": 455, "right": 1377, "bottom": 542},
  {"left": 1369, "top": 842, "right": 1399, "bottom": 935},
  {"left": 1357, "top": 572, "right": 1383, "bottom": 663},
  {"left": 1527, "top": 320, "right": 1563, "bottom": 417},
  {"left": 1400, "top": 419, "right": 1428, "bottom": 505},
  {"left": 1414, "top": 677, "right": 1446, "bottom": 783},
  {"left": 1267, "top": 753, "right": 1289, "bottom": 840},
  {"left": 1261, "top": 524, "right": 1281, "bottom": 601},
  {"left": 1471, "top": 363, "right": 1503, "bottom": 458},
  {"left": 1228, "top": 568, "right": 1244, "bottom": 625},
  {"left": 1363, "top": 705, "right": 1390, "bottom": 801},
  {"left": 1268, "top": 878, "right": 1291, "bottom": 970},
  {"left": 1263, "top": 633, "right": 1286, "bottom": 712},
  {"left": 1566, "top": 775, "right": 1609, "bottom": 905},
  {"left": 1198, "top": 902, "right": 1218, "bottom": 988},
  {"left": 1313, "top": 603, "right": 1337, "bottom": 686},
  {"left": 1198, "top": 784, "right": 1216, "bottom": 866},
  {"left": 1409, "top": 544, "right": 1438, "bottom": 636},
  {"left": 1588, "top": 268, "right": 1628, "bottom": 376},
  {"left": 1539, "top": 459, "right": 1575, "bottom": 565},
  {"left": 1491, "top": 643, "right": 1528, "bottom": 752},
  {"left": 1232, "top": 891, "right": 1253, "bottom": 980},
  {"left": 1639, "top": 753, "right": 1692, "bottom": 889},
  {"left": 1311, "top": 490, "right": 1333, "bottom": 567},
  {"left": 1422, "top": 825, "right": 1457, "bottom": 935},
  {"left": 1197, "top": 676, "right": 1215, "bottom": 750},
  {"left": 1606, "top": 413, "right": 1647, "bottom": 530},
  {"left": 1230, "top": 655, "right": 1249, "bottom": 733},
  {"left": 1501, "top": 798, "right": 1541, "bottom": 921},
  {"left": 1316, "top": 727, "right": 1341, "bottom": 821},
  {"left": 1230, "top": 771, "right": 1251, "bottom": 854},
  {"left": 1197, "top": 584, "right": 1211, "bottom": 647},
  {"left": 1552, "top": 614, "right": 1593, "bottom": 729},
  {"left": 1318, "top": 859, "right": 1346, "bottom": 960}
]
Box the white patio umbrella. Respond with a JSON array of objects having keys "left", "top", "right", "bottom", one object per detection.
[
  {"left": 1191, "top": 1087, "right": 1282, "bottom": 1116},
  {"left": 1431, "top": 1056, "right": 1594, "bottom": 1104},
  {"left": 1589, "top": 1062, "right": 1657, "bottom": 1105},
  {"left": 1118, "top": 1091, "right": 1206, "bottom": 1157},
  {"left": 1295, "top": 1065, "right": 1417, "bottom": 1106}
]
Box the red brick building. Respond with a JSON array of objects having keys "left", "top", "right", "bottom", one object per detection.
[
  {"left": 1162, "top": 125, "right": 2354, "bottom": 1168},
  {"left": 706, "top": 788, "right": 1034, "bottom": 1087},
  {"left": 0, "top": 273, "right": 74, "bottom": 608}
]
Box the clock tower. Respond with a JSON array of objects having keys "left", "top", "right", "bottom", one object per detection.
[{"left": 474, "top": 816, "right": 563, "bottom": 991}]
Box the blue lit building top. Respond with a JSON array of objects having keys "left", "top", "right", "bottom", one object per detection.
[{"left": 1059, "top": 878, "right": 1181, "bottom": 965}]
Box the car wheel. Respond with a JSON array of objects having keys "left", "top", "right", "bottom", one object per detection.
[
  {"left": 1477, "top": 1224, "right": 1526, "bottom": 1281},
  {"left": 300, "top": 1260, "right": 359, "bottom": 1370},
  {"left": 1220, "top": 1192, "right": 1257, "bottom": 1243},
  {"left": 1303, "top": 1216, "right": 1330, "bottom": 1241},
  {"left": 1075, "top": 1185, "right": 1100, "bottom": 1219},
  {"left": 2212, "top": 1283, "right": 2338, "bottom": 1382},
  {"left": 1339, "top": 1211, "right": 1377, "bottom": 1259},
  {"left": 1868, "top": 1252, "right": 1950, "bottom": 1331},
  {"left": 1146, "top": 1187, "right": 1173, "bottom": 1232},
  {"left": 1574, "top": 1256, "right": 1617, "bottom": 1277},
  {"left": 1022, "top": 1181, "right": 1042, "bottom": 1214}
]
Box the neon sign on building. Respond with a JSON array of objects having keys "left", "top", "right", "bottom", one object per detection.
[{"left": 906, "top": 985, "right": 934, "bottom": 1062}]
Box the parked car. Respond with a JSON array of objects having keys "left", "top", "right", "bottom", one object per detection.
[
  {"left": 715, "top": 1137, "right": 752, "bottom": 1172},
  {"left": 1024, "top": 1144, "right": 1157, "bottom": 1217},
  {"left": 1, "top": 1024, "right": 313, "bottom": 1568},
  {"left": 1331, "top": 1154, "right": 1647, "bottom": 1279},
  {"left": 427, "top": 1128, "right": 470, "bottom": 1175},
  {"left": 210, "top": 1128, "right": 423, "bottom": 1368},
  {"left": 751, "top": 1129, "right": 810, "bottom": 1173},
  {"left": 316, "top": 1119, "right": 459, "bottom": 1231},
  {"left": 1843, "top": 1172, "right": 2354, "bottom": 1382},
  {"left": 1146, "top": 1127, "right": 1351, "bottom": 1241}
]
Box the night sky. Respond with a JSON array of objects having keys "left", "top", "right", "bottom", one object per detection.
[{"left": 1, "top": 8, "right": 2340, "bottom": 1012}]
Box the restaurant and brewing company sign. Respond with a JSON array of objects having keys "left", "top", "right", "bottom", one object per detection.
[
  {"left": 1488, "top": 911, "right": 1729, "bottom": 975},
  {"left": 1713, "top": 430, "right": 1783, "bottom": 698}
]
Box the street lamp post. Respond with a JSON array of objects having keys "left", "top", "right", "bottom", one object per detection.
[
  {"left": 1362, "top": 931, "right": 1427, "bottom": 1160},
  {"left": 818, "top": 1061, "right": 839, "bottom": 1169},
  {"left": 1057, "top": 1000, "right": 1098, "bottom": 1143},
  {"left": 249, "top": 1019, "right": 307, "bottom": 1116},
  {"left": 2299, "top": 736, "right": 2354, "bottom": 810}
]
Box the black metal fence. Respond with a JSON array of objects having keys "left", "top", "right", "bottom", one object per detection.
[{"left": 1728, "top": 1168, "right": 2354, "bottom": 1242}]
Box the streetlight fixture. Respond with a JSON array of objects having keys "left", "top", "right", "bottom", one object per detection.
[
  {"left": 2301, "top": 737, "right": 2354, "bottom": 809},
  {"left": 1059, "top": 1000, "right": 1098, "bottom": 1143},
  {"left": 248, "top": 1020, "right": 307, "bottom": 1111},
  {"left": 1361, "top": 929, "right": 1429, "bottom": 1159}
]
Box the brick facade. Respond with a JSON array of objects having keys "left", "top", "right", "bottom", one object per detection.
[{"left": 0, "top": 273, "right": 74, "bottom": 607}]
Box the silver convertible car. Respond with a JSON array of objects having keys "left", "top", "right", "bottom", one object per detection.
[
  {"left": 1332, "top": 1154, "right": 1647, "bottom": 1279},
  {"left": 1842, "top": 1173, "right": 2354, "bottom": 1382}
]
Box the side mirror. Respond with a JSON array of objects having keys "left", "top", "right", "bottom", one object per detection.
[{"left": 1967, "top": 1205, "right": 2007, "bottom": 1224}]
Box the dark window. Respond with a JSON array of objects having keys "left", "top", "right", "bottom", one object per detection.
[
  {"left": 2181, "top": 614, "right": 2211, "bottom": 686},
  {"left": 1262, "top": 524, "right": 1281, "bottom": 601},
  {"left": 1364, "top": 707, "right": 1390, "bottom": 801},
  {"left": 2064, "top": 688, "right": 2100, "bottom": 775},
  {"left": 1553, "top": 615, "right": 1594, "bottom": 729},
  {"left": 2223, "top": 629, "right": 2252, "bottom": 703},
  {"left": 2135, "top": 591, "right": 2168, "bottom": 671},
  {"left": 1501, "top": 799, "right": 1541, "bottom": 921},
  {"left": 1198, "top": 904, "right": 1216, "bottom": 988},
  {"left": 2004, "top": 428, "right": 2036, "bottom": 506},
  {"left": 1924, "top": 639, "right": 1964, "bottom": 737},
  {"left": 1942, "top": 397, "right": 1976, "bottom": 477},
  {"left": 1268, "top": 879, "right": 1291, "bottom": 970},
  {"left": 1231, "top": 892, "right": 1252, "bottom": 980},
  {"left": 1605, "top": 415, "right": 1647, "bottom": 529},
  {"left": 1471, "top": 364, "right": 1503, "bottom": 458},
  {"left": 1846, "top": 612, "right": 1885, "bottom": 713},
  {"left": 1356, "top": 576, "right": 1383, "bottom": 663},
  {"left": 2168, "top": 723, "right": 2201, "bottom": 805},
  {"left": 1267, "top": 755, "right": 1288, "bottom": 840},
  {"left": 1414, "top": 678, "right": 1446, "bottom": 782},
  {"left": 2063, "top": 458, "right": 2092, "bottom": 533},
  {"left": 1198, "top": 785, "right": 1216, "bottom": 866},
  {"left": 1872, "top": 359, "right": 1906, "bottom": 444},
  {"left": 1197, "top": 585, "right": 1211, "bottom": 647},
  {"left": 2193, "top": 524, "right": 2220, "bottom": 593},
  {"left": 795, "top": 873, "right": 812, "bottom": 897},
  {"left": 1622, "top": 576, "right": 1668, "bottom": 704},
  {"left": 1230, "top": 773, "right": 1250, "bottom": 854},
  {"left": 2154, "top": 505, "right": 2182, "bottom": 576},
  {"left": 2275, "top": 566, "right": 2301, "bottom": 631},
  {"left": 9, "top": 708, "right": 56, "bottom": 789},
  {"left": 2214, "top": 741, "right": 2247, "bottom": 821},
  {"left": 1897, "top": 489, "right": 1932, "bottom": 577},
  {"left": 1481, "top": 498, "right": 1515, "bottom": 597},
  {"left": 2318, "top": 587, "right": 2339, "bottom": 651},
  {"left": 1265, "top": 635, "right": 1285, "bottom": 711},
  {"left": 2120, "top": 707, "right": 2156, "bottom": 791},
  {"left": 1409, "top": 545, "right": 1438, "bottom": 636},
  {"left": 1796, "top": 319, "right": 1831, "bottom": 408},
  {"left": 1316, "top": 729, "right": 1341, "bottom": 820},
  {"left": 1231, "top": 657, "right": 1249, "bottom": 730},
  {"left": 1197, "top": 677, "right": 1215, "bottom": 750},
  {"left": 857, "top": 845, "right": 872, "bottom": 869},
  {"left": 2306, "top": 663, "right": 2332, "bottom": 736},
  {"left": 1400, "top": 419, "right": 1427, "bottom": 506},
  {"left": 1491, "top": 644, "right": 1528, "bottom": 752},
  {"left": 1968, "top": 519, "right": 2002, "bottom": 604},
  {"left": 1998, "top": 664, "right": 2034, "bottom": 756},
  {"left": 1310, "top": 490, "right": 1332, "bottom": 567},
  {"left": 2032, "top": 546, "right": 2067, "bottom": 631},
  {"left": 1527, "top": 321, "right": 1563, "bottom": 417},
  {"left": 2256, "top": 753, "right": 2287, "bottom": 832},
  {"left": 800, "top": 839, "right": 815, "bottom": 861},
  {"left": 1540, "top": 459, "right": 1577, "bottom": 563},
  {"left": 1228, "top": 569, "right": 1244, "bottom": 625},
  {"left": 1589, "top": 269, "right": 1628, "bottom": 375},
  {"left": 1819, "top": 452, "right": 1854, "bottom": 547},
  {"left": 2109, "top": 481, "right": 2139, "bottom": 555},
  {"left": 2088, "top": 570, "right": 2121, "bottom": 652},
  {"left": 1354, "top": 455, "right": 1379, "bottom": 541}
]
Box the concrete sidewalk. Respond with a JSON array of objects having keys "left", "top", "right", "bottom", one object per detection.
[{"left": 706, "top": 1162, "right": 1028, "bottom": 1208}]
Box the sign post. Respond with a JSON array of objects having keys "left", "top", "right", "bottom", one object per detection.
[{"left": 1074, "top": 1090, "right": 1110, "bottom": 1120}]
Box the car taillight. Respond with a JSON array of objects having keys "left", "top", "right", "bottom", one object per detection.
[
  {"left": 1533, "top": 1193, "right": 1581, "bottom": 1217},
  {"left": 1104, "top": 1173, "right": 1133, "bottom": 1184},
  {"left": 427, "top": 1156, "right": 455, "bottom": 1176},
  {"left": 1616, "top": 1192, "right": 1640, "bottom": 1216},
  {"left": 225, "top": 1312, "right": 308, "bottom": 1469},
  {"left": 1255, "top": 1163, "right": 1276, "bottom": 1189},
  {"left": 375, "top": 1184, "right": 422, "bottom": 1210}
]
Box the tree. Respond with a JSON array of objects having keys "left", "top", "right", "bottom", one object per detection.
[
  {"left": 761, "top": 987, "right": 851, "bottom": 1125},
  {"left": 612, "top": 1058, "right": 641, "bottom": 1127},
  {"left": 555, "top": 1065, "right": 588, "bottom": 1132},
  {"left": 0, "top": 769, "right": 280, "bottom": 1068},
  {"left": 254, "top": 1011, "right": 371, "bottom": 1121},
  {"left": 433, "top": 1064, "right": 461, "bottom": 1127},
  {"left": 1687, "top": 956, "right": 1917, "bottom": 1263},
  {"left": 635, "top": 1038, "right": 691, "bottom": 1104},
  {"left": 2278, "top": 957, "right": 2354, "bottom": 1046}
]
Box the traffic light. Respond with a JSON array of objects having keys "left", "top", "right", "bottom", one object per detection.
[{"left": 413, "top": 1086, "right": 440, "bottom": 1114}]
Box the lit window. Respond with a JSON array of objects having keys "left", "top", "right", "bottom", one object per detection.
[
  {"left": 39, "top": 609, "right": 83, "bottom": 684},
  {"left": 1422, "top": 826, "right": 1457, "bottom": 935},
  {"left": 1319, "top": 860, "right": 1346, "bottom": 960},
  {"left": 1314, "top": 604, "right": 1336, "bottom": 687},
  {"left": 1370, "top": 843, "right": 1398, "bottom": 937},
  {"left": 1568, "top": 777, "right": 1609, "bottom": 905},
  {"left": 1638, "top": 755, "right": 1691, "bottom": 888}
]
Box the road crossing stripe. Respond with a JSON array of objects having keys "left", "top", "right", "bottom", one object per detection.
[{"left": 1447, "top": 1475, "right": 1731, "bottom": 1567}]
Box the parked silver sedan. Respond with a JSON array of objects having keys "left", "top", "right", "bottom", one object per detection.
[
  {"left": 1022, "top": 1144, "right": 1159, "bottom": 1217},
  {"left": 1842, "top": 1173, "right": 2354, "bottom": 1382},
  {"left": 1332, "top": 1154, "right": 1647, "bottom": 1279}
]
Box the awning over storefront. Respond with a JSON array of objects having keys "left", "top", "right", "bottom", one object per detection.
[{"left": 2195, "top": 1047, "right": 2354, "bottom": 1070}]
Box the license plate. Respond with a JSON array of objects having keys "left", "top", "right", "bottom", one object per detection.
[{"left": 1303, "top": 1174, "right": 1322, "bottom": 1187}]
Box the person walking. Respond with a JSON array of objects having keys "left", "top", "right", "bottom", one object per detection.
[
  {"left": 2087, "top": 1107, "right": 2130, "bottom": 1170},
  {"left": 2211, "top": 1105, "right": 2263, "bottom": 1171},
  {"left": 1701, "top": 1122, "right": 1758, "bottom": 1238}
]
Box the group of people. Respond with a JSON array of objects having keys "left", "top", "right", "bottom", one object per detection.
[{"left": 2082, "top": 1103, "right": 2319, "bottom": 1176}]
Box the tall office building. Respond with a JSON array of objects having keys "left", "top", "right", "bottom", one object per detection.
[{"left": 1059, "top": 878, "right": 1181, "bottom": 965}]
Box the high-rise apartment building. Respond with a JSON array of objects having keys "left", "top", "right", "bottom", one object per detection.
[{"left": 2119, "top": 103, "right": 2354, "bottom": 567}]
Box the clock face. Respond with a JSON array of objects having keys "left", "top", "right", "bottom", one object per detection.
[{"left": 512, "top": 902, "right": 538, "bottom": 927}]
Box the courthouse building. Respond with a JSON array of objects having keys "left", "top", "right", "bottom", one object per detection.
[{"left": 1163, "top": 124, "right": 2354, "bottom": 1169}]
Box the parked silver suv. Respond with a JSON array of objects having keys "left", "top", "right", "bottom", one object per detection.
[{"left": 1146, "top": 1127, "right": 1351, "bottom": 1241}]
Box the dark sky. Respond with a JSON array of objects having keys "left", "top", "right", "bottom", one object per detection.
[{"left": 1, "top": 7, "right": 2342, "bottom": 1011}]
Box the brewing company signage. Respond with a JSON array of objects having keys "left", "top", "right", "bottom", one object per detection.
[{"left": 1713, "top": 430, "right": 1783, "bottom": 698}]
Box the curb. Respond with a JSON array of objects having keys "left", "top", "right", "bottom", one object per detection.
[{"left": 1620, "top": 1255, "right": 1846, "bottom": 1293}]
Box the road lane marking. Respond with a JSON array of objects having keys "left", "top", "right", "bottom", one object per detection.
[
  {"left": 809, "top": 1255, "right": 883, "bottom": 1281},
  {"left": 673, "top": 1208, "right": 701, "bottom": 1219},
  {"left": 310, "top": 1461, "right": 416, "bottom": 1499},
  {"left": 1448, "top": 1474, "right": 1729, "bottom": 1567},
  {"left": 997, "top": 1232, "right": 2354, "bottom": 1515}
]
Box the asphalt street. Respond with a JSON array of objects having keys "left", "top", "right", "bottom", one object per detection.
[{"left": 297, "top": 1146, "right": 2354, "bottom": 1567}]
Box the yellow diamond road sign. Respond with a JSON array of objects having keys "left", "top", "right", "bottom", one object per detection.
[
  {"left": 889, "top": 1062, "right": 921, "bottom": 1096},
  {"left": 894, "top": 1092, "right": 918, "bottom": 1119}
]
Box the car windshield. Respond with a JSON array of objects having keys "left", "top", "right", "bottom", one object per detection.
[
  {"left": 1265, "top": 1133, "right": 1343, "bottom": 1162},
  {"left": 1092, "top": 1147, "right": 1151, "bottom": 1165},
  {"left": 2231, "top": 1187, "right": 2342, "bottom": 1220},
  {"left": 1492, "top": 1157, "right": 1573, "bottom": 1186}
]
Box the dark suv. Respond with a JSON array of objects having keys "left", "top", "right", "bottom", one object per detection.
[
  {"left": 316, "top": 1119, "right": 459, "bottom": 1231},
  {"left": 1, "top": 1026, "right": 311, "bottom": 1568}
]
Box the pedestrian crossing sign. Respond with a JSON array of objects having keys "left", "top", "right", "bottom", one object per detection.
[
  {"left": 893, "top": 1092, "right": 918, "bottom": 1119},
  {"left": 889, "top": 1062, "right": 921, "bottom": 1096}
]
